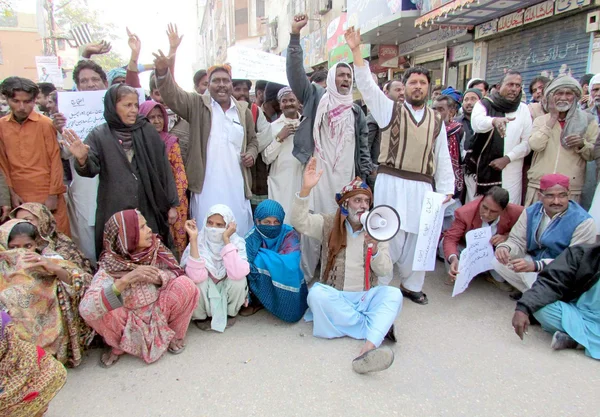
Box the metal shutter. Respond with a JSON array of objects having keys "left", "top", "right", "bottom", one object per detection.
[{"left": 485, "top": 13, "right": 590, "bottom": 88}]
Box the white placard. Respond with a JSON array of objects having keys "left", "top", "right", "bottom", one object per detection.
[
  {"left": 35, "top": 56, "right": 63, "bottom": 88},
  {"left": 413, "top": 192, "right": 452, "bottom": 271},
  {"left": 452, "top": 226, "right": 495, "bottom": 297},
  {"left": 57, "top": 89, "right": 145, "bottom": 140},
  {"left": 227, "top": 46, "right": 288, "bottom": 86}
]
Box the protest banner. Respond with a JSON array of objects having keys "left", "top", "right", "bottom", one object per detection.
[
  {"left": 413, "top": 192, "right": 452, "bottom": 271},
  {"left": 452, "top": 226, "right": 495, "bottom": 297},
  {"left": 35, "top": 56, "right": 63, "bottom": 87},
  {"left": 227, "top": 46, "right": 288, "bottom": 86}
]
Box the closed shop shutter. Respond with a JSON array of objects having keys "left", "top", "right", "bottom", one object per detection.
[
  {"left": 415, "top": 49, "right": 445, "bottom": 64},
  {"left": 485, "top": 13, "right": 590, "bottom": 89}
]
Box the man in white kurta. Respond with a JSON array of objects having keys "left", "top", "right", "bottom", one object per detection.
[
  {"left": 469, "top": 72, "right": 532, "bottom": 205},
  {"left": 262, "top": 88, "right": 302, "bottom": 224},
  {"left": 347, "top": 28, "right": 454, "bottom": 305},
  {"left": 190, "top": 97, "right": 254, "bottom": 237}
]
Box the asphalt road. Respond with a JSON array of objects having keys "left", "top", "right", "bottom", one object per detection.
[{"left": 47, "top": 266, "right": 600, "bottom": 417}]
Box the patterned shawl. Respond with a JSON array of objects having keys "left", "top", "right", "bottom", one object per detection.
[
  {"left": 9, "top": 203, "right": 93, "bottom": 274},
  {"left": 0, "top": 311, "right": 67, "bottom": 417},
  {"left": 313, "top": 63, "right": 355, "bottom": 171},
  {"left": 446, "top": 120, "right": 464, "bottom": 196},
  {"left": 0, "top": 219, "right": 45, "bottom": 251},
  {"left": 98, "top": 209, "right": 183, "bottom": 279}
]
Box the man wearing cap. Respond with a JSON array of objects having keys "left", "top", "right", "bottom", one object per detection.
[
  {"left": 492, "top": 173, "right": 596, "bottom": 295},
  {"left": 526, "top": 75, "right": 598, "bottom": 206},
  {"left": 456, "top": 88, "right": 482, "bottom": 155},
  {"left": 233, "top": 78, "right": 274, "bottom": 211},
  {"left": 291, "top": 157, "right": 401, "bottom": 374},
  {"left": 287, "top": 14, "right": 371, "bottom": 282},
  {"left": 467, "top": 78, "right": 489, "bottom": 97},
  {"left": 263, "top": 87, "right": 302, "bottom": 222},
  {"left": 154, "top": 56, "right": 258, "bottom": 237}
]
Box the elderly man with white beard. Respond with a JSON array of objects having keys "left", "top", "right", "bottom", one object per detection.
[{"left": 525, "top": 75, "right": 598, "bottom": 206}]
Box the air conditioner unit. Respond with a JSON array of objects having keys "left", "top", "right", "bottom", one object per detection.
[{"left": 318, "top": 0, "right": 332, "bottom": 15}]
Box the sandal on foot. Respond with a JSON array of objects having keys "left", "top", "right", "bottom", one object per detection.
[
  {"left": 239, "top": 304, "right": 264, "bottom": 317},
  {"left": 194, "top": 319, "right": 212, "bottom": 331},
  {"left": 401, "top": 288, "right": 429, "bottom": 305},
  {"left": 168, "top": 344, "right": 186, "bottom": 355},
  {"left": 551, "top": 331, "right": 579, "bottom": 351},
  {"left": 226, "top": 316, "right": 237, "bottom": 328},
  {"left": 509, "top": 291, "right": 522, "bottom": 301},
  {"left": 384, "top": 324, "right": 397, "bottom": 343},
  {"left": 352, "top": 347, "right": 395, "bottom": 374}
]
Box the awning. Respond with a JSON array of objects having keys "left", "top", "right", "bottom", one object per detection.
[{"left": 415, "top": 0, "right": 477, "bottom": 27}]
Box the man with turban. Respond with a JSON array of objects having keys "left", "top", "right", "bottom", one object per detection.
[
  {"left": 155, "top": 57, "right": 259, "bottom": 237},
  {"left": 492, "top": 173, "right": 596, "bottom": 297},
  {"left": 290, "top": 157, "right": 401, "bottom": 374},
  {"left": 526, "top": 75, "right": 598, "bottom": 206},
  {"left": 287, "top": 14, "right": 372, "bottom": 283}
]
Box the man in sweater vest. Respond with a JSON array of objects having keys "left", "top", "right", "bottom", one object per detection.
[
  {"left": 290, "top": 157, "right": 402, "bottom": 374},
  {"left": 492, "top": 174, "right": 596, "bottom": 296},
  {"left": 346, "top": 27, "right": 455, "bottom": 305}
]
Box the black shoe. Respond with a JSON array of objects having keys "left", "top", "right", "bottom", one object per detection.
[
  {"left": 509, "top": 291, "right": 522, "bottom": 301},
  {"left": 384, "top": 324, "right": 397, "bottom": 343}
]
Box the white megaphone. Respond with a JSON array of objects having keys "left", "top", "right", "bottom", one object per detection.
[
  {"left": 359, "top": 205, "right": 401, "bottom": 291},
  {"left": 359, "top": 205, "right": 401, "bottom": 242}
]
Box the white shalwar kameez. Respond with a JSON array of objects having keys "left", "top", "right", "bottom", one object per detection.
[
  {"left": 354, "top": 64, "right": 455, "bottom": 292},
  {"left": 470, "top": 101, "right": 532, "bottom": 205},
  {"left": 262, "top": 114, "right": 302, "bottom": 224},
  {"left": 190, "top": 98, "right": 253, "bottom": 237}
]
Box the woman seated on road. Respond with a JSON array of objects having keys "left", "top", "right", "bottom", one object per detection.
[
  {"left": 181, "top": 205, "right": 249, "bottom": 332},
  {"left": 243, "top": 199, "right": 307, "bottom": 322},
  {"left": 64, "top": 84, "right": 179, "bottom": 258},
  {"left": 79, "top": 209, "right": 199, "bottom": 367},
  {"left": 139, "top": 100, "right": 188, "bottom": 258},
  {"left": 11, "top": 202, "right": 94, "bottom": 274},
  {"left": 0, "top": 219, "right": 93, "bottom": 367},
  {"left": 0, "top": 310, "right": 67, "bottom": 417}
]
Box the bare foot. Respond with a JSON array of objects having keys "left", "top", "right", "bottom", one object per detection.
[
  {"left": 358, "top": 340, "right": 376, "bottom": 357},
  {"left": 100, "top": 350, "right": 121, "bottom": 368},
  {"left": 169, "top": 338, "right": 185, "bottom": 351}
]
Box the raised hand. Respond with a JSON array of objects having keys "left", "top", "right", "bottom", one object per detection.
[
  {"left": 344, "top": 26, "right": 362, "bottom": 50},
  {"left": 223, "top": 221, "right": 237, "bottom": 245},
  {"left": 167, "top": 23, "right": 184, "bottom": 50},
  {"left": 184, "top": 220, "right": 199, "bottom": 240},
  {"left": 152, "top": 49, "right": 174, "bottom": 77},
  {"left": 300, "top": 157, "right": 323, "bottom": 197},
  {"left": 291, "top": 14, "right": 308, "bottom": 34},
  {"left": 83, "top": 40, "right": 112, "bottom": 58},
  {"left": 62, "top": 129, "right": 89, "bottom": 165},
  {"left": 126, "top": 28, "right": 141, "bottom": 56}
]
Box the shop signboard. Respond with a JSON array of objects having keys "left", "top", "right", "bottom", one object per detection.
[
  {"left": 555, "top": 0, "right": 591, "bottom": 14},
  {"left": 398, "top": 26, "right": 468, "bottom": 55},
  {"left": 497, "top": 9, "right": 524, "bottom": 33},
  {"left": 524, "top": 0, "right": 554, "bottom": 24},
  {"left": 328, "top": 43, "right": 370, "bottom": 68},
  {"left": 347, "top": 0, "right": 418, "bottom": 33},
  {"left": 449, "top": 42, "right": 474, "bottom": 62}
]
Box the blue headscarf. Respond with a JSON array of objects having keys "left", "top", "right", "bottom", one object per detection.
[
  {"left": 245, "top": 200, "right": 307, "bottom": 322},
  {"left": 441, "top": 86, "right": 463, "bottom": 108},
  {"left": 107, "top": 67, "right": 127, "bottom": 86}
]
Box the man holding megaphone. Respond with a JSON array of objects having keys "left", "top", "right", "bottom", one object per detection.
[{"left": 290, "top": 157, "right": 402, "bottom": 374}]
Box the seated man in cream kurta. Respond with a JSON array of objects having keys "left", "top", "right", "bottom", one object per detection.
[{"left": 290, "top": 157, "right": 402, "bottom": 374}]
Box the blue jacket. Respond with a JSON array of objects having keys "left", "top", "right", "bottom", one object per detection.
[{"left": 526, "top": 201, "right": 592, "bottom": 261}]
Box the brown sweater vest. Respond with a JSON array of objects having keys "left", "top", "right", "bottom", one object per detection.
[
  {"left": 378, "top": 102, "right": 442, "bottom": 185},
  {"left": 319, "top": 214, "right": 379, "bottom": 290}
]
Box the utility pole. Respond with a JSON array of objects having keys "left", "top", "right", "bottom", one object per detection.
[{"left": 43, "top": 0, "right": 56, "bottom": 55}]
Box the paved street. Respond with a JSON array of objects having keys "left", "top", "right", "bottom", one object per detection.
[{"left": 48, "top": 265, "right": 599, "bottom": 417}]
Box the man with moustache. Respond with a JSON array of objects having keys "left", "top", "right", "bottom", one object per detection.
[
  {"left": 156, "top": 56, "right": 258, "bottom": 237},
  {"left": 493, "top": 174, "right": 595, "bottom": 296},
  {"left": 526, "top": 76, "right": 598, "bottom": 206},
  {"left": 347, "top": 27, "right": 454, "bottom": 305},
  {"left": 455, "top": 88, "right": 481, "bottom": 154},
  {"left": 262, "top": 87, "right": 303, "bottom": 222}
]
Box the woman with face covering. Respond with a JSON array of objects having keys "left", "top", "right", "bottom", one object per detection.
[
  {"left": 182, "top": 204, "right": 249, "bottom": 332},
  {"left": 0, "top": 219, "right": 93, "bottom": 367},
  {"left": 244, "top": 200, "right": 307, "bottom": 322},
  {"left": 11, "top": 202, "right": 93, "bottom": 274},
  {"left": 63, "top": 84, "right": 180, "bottom": 259},
  {"left": 78, "top": 210, "right": 199, "bottom": 367},
  {"left": 138, "top": 100, "right": 189, "bottom": 258}
]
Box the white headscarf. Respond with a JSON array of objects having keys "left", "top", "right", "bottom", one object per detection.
[
  {"left": 180, "top": 204, "right": 247, "bottom": 279},
  {"left": 590, "top": 74, "right": 600, "bottom": 89},
  {"left": 313, "top": 63, "right": 355, "bottom": 171}
]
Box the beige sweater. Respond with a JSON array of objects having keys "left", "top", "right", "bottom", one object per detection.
[
  {"left": 527, "top": 114, "right": 598, "bottom": 193},
  {"left": 290, "top": 194, "right": 392, "bottom": 290}
]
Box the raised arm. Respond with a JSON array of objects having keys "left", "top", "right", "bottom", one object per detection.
[
  {"left": 154, "top": 50, "right": 195, "bottom": 121},
  {"left": 290, "top": 157, "right": 325, "bottom": 241},
  {"left": 286, "top": 14, "right": 315, "bottom": 105},
  {"left": 64, "top": 128, "right": 100, "bottom": 178},
  {"left": 345, "top": 27, "right": 393, "bottom": 127},
  {"left": 125, "top": 28, "right": 142, "bottom": 88},
  {"left": 166, "top": 23, "right": 184, "bottom": 77}
]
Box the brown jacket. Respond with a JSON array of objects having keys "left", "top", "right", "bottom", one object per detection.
[{"left": 157, "top": 71, "right": 258, "bottom": 197}]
